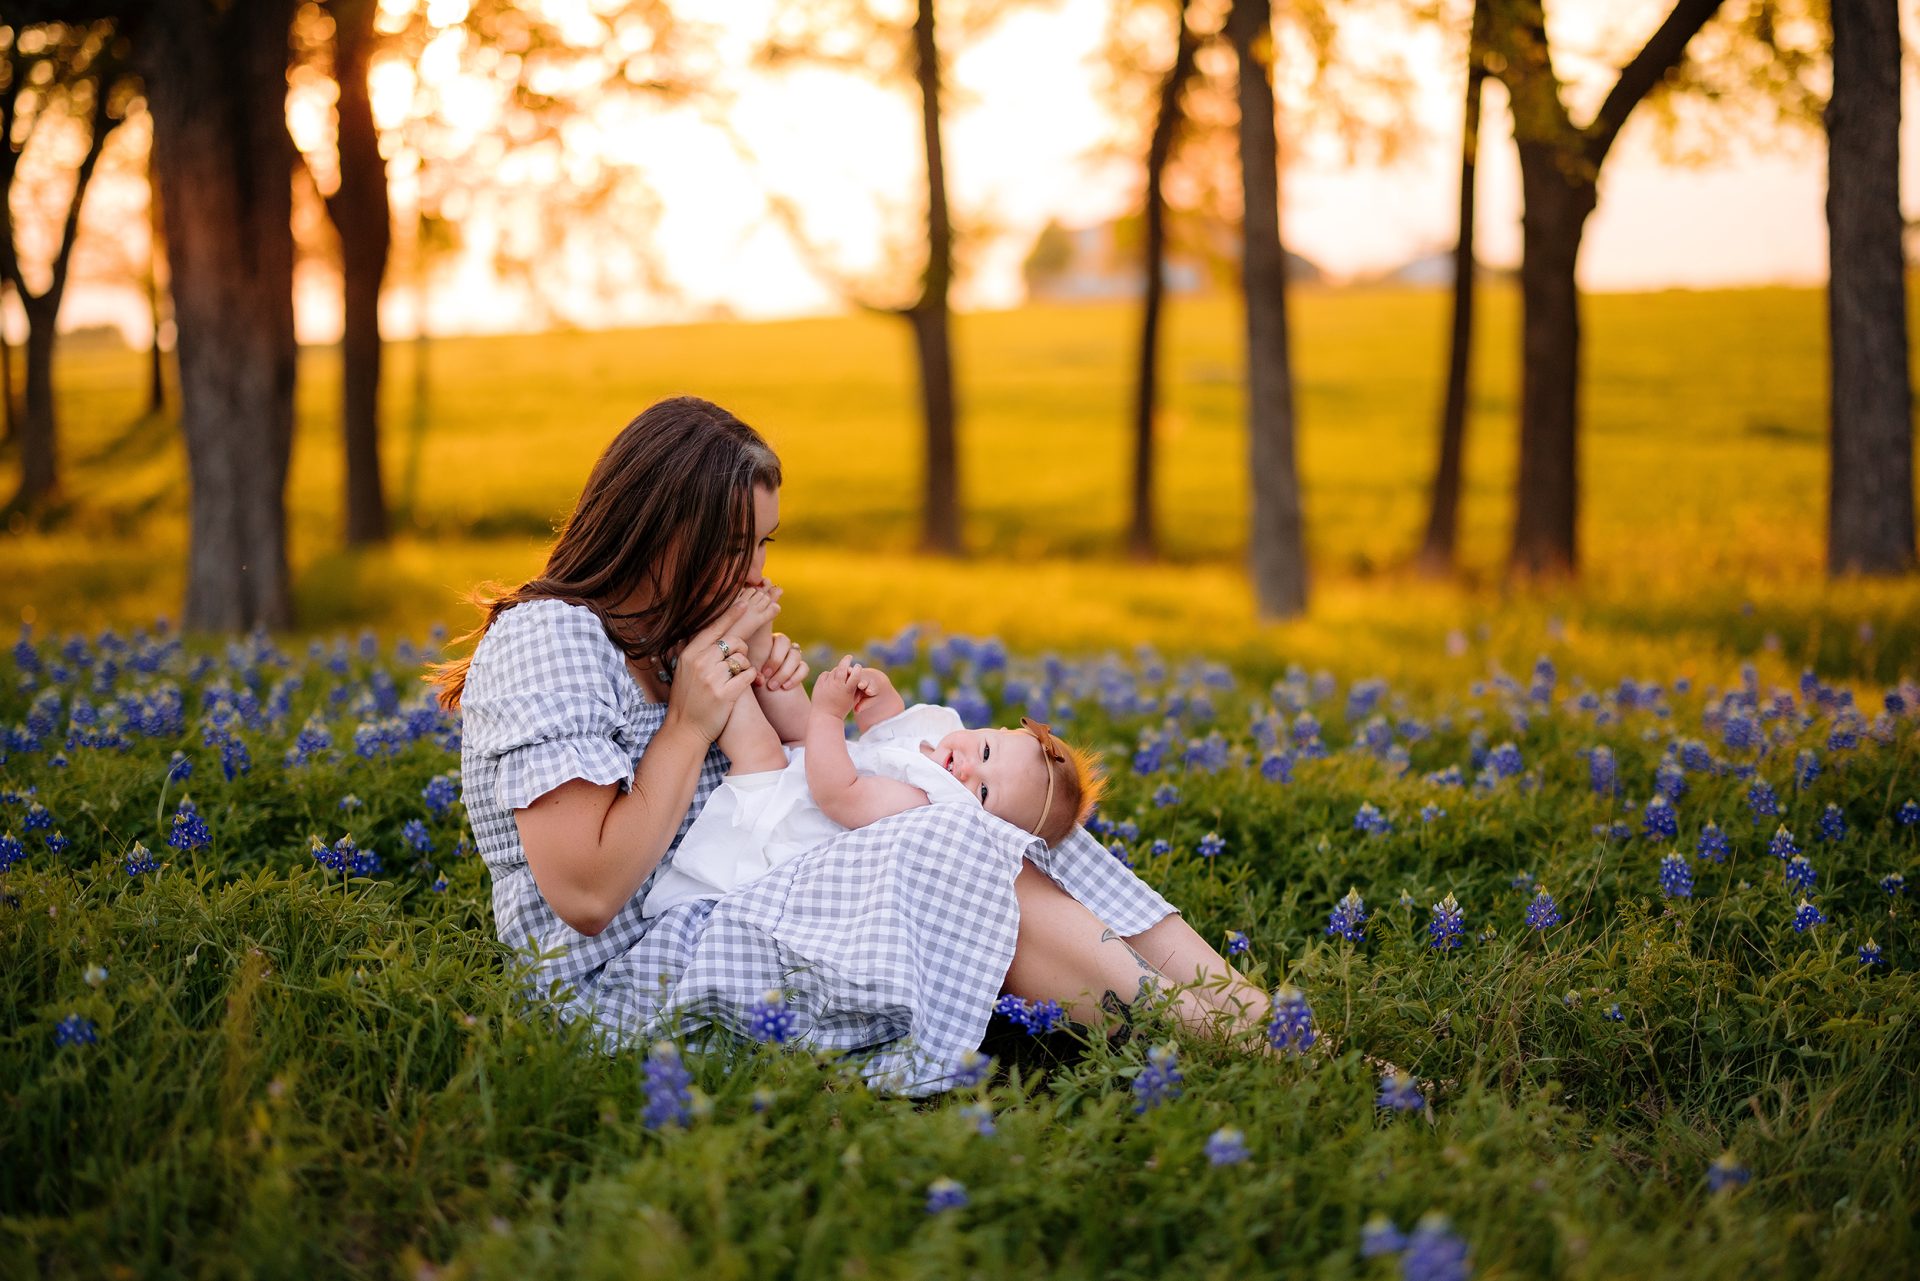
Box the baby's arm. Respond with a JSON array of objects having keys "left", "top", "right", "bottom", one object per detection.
[
  {"left": 806, "top": 660, "right": 928, "bottom": 829},
  {"left": 848, "top": 665, "right": 906, "bottom": 735}
]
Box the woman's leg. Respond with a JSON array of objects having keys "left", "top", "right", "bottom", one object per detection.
[
  {"left": 715, "top": 688, "right": 787, "bottom": 775},
  {"left": 1126, "top": 913, "right": 1271, "bottom": 1041}
]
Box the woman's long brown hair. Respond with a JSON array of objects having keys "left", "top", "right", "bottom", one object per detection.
[{"left": 430, "top": 396, "right": 781, "bottom": 711}]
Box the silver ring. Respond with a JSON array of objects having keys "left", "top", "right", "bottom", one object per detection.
[{"left": 716, "top": 639, "right": 733, "bottom": 658}]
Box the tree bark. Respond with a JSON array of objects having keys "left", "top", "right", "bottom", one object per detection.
[
  {"left": 146, "top": 144, "right": 167, "bottom": 416},
  {"left": 1229, "top": 0, "right": 1307, "bottom": 617},
  {"left": 0, "top": 295, "right": 15, "bottom": 448},
  {"left": 12, "top": 297, "right": 57, "bottom": 505},
  {"left": 327, "top": 0, "right": 391, "bottom": 545},
  {"left": 1128, "top": 0, "right": 1198, "bottom": 561},
  {"left": 909, "top": 0, "right": 961, "bottom": 555},
  {"left": 1417, "top": 0, "right": 1487, "bottom": 575},
  {"left": 1827, "top": 0, "right": 1914, "bottom": 576},
  {"left": 1508, "top": 143, "right": 1594, "bottom": 578},
  {"left": 139, "top": 0, "right": 299, "bottom": 631}
]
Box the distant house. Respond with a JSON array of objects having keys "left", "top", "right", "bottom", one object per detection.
[
  {"left": 1024, "top": 217, "right": 1326, "bottom": 302},
  {"left": 1367, "top": 250, "right": 1516, "bottom": 288}
]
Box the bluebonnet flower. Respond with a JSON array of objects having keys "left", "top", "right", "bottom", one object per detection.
[
  {"left": 220, "top": 735, "right": 251, "bottom": 781},
  {"left": 1266, "top": 984, "right": 1316, "bottom": 1054},
  {"left": 0, "top": 832, "right": 23, "bottom": 873},
  {"left": 1593, "top": 821, "right": 1635, "bottom": 842},
  {"left": 1768, "top": 825, "right": 1799, "bottom": 860},
  {"left": 1525, "top": 888, "right": 1562, "bottom": 930},
  {"left": 1326, "top": 888, "right": 1367, "bottom": 942},
  {"left": 1747, "top": 780, "right": 1779, "bottom": 823},
  {"left": 23, "top": 802, "right": 51, "bottom": 832},
  {"left": 1359, "top": 1215, "right": 1407, "bottom": 1259},
  {"left": 1197, "top": 831, "right": 1225, "bottom": 858},
  {"left": 1722, "top": 714, "right": 1760, "bottom": 752},
  {"left": 167, "top": 800, "right": 210, "bottom": 852},
  {"left": 285, "top": 715, "right": 332, "bottom": 766},
  {"left": 430, "top": 876, "right": 448, "bottom": 893},
  {"left": 1783, "top": 854, "right": 1816, "bottom": 893},
  {"left": 1354, "top": 803, "right": 1392, "bottom": 836},
  {"left": 1421, "top": 804, "right": 1446, "bottom": 823},
  {"left": 1816, "top": 804, "right": 1847, "bottom": 842},
  {"left": 53, "top": 1014, "right": 98, "bottom": 1047},
  {"left": 1587, "top": 745, "right": 1617, "bottom": 795},
  {"left": 123, "top": 841, "right": 159, "bottom": 877},
  {"left": 1132, "top": 741, "right": 1165, "bottom": 775},
  {"left": 349, "top": 844, "right": 383, "bottom": 877},
  {"left": 1224, "top": 930, "right": 1250, "bottom": 957},
  {"left": 948, "top": 1050, "right": 993, "bottom": 1089},
  {"left": 1106, "top": 840, "right": 1132, "bottom": 867},
  {"left": 641, "top": 1041, "right": 693, "bottom": 1129},
  {"left": 1151, "top": 783, "right": 1180, "bottom": 807},
  {"left": 1397, "top": 1213, "right": 1472, "bottom": 1281},
  {"left": 1424, "top": 765, "right": 1464, "bottom": 788},
  {"left": 1114, "top": 820, "right": 1140, "bottom": 843},
  {"left": 1260, "top": 751, "right": 1294, "bottom": 783},
  {"left": 1487, "top": 742, "right": 1523, "bottom": 779},
  {"left": 1658, "top": 852, "right": 1693, "bottom": 899},
  {"left": 338, "top": 794, "right": 363, "bottom": 811},
  {"left": 1024, "top": 999, "right": 1065, "bottom": 1035},
  {"left": 43, "top": 830, "right": 68, "bottom": 855},
  {"left": 1605, "top": 1003, "right": 1625, "bottom": 1022},
  {"left": 958, "top": 1103, "right": 996, "bottom": 1137},
  {"left": 1205, "top": 1127, "right": 1250, "bottom": 1166},
  {"left": 401, "top": 819, "right": 433, "bottom": 855},
  {"left": 423, "top": 774, "right": 458, "bottom": 816},
  {"left": 1654, "top": 759, "right": 1687, "bottom": 802},
  {"left": 310, "top": 834, "right": 347, "bottom": 873},
  {"left": 748, "top": 989, "right": 796, "bottom": 1043},
  {"left": 1562, "top": 990, "right": 1580, "bottom": 1009},
  {"left": 1857, "top": 939, "right": 1883, "bottom": 966},
  {"left": 1678, "top": 738, "right": 1714, "bottom": 772},
  {"left": 1697, "top": 821, "right": 1730, "bottom": 863},
  {"left": 167, "top": 750, "right": 192, "bottom": 782},
  {"left": 1149, "top": 838, "right": 1171, "bottom": 856},
  {"left": 1132, "top": 1044, "right": 1184, "bottom": 1112},
  {"left": 1642, "top": 794, "right": 1678, "bottom": 840},
  {"left": 925, "top": 1177, "right": 969, "bottom": 1213},
  {"left": 1791, "top": 899, "right": 1826, "bottom": 932},
  {"left": 1882, "top": 873, "right": 1906, "bottom": 897},
  {"left": 1377, "top": 1070, "right": 1423, "bottom": 1112},
  {"left": 1515, "top": 869, "right": 1539, "bottom": 891},
  {"left": 1898, "top": 799, "right": 1920, "bottom": 826},
  {"left": 1828, "top": 716, "right": 1862, "bottom": 752},
  {"left": 1794, "top": 749, "right": 1821, "bottom": 790},
  {"left": 1707, "top": 1152, "right": 1751, "bottom": 1193},
  {"left": 1889, "top": 690, "right": 1909, "bottom": 717},
  {"left": 1427, "top": 894, "right": 1465, "bottom": 951}
]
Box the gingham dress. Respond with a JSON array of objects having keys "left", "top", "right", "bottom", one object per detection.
[{"left": 458, "top": 598, "right": 1176, "bottom": 1095}]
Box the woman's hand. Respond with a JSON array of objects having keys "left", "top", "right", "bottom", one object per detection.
[
  {"left": 666, "top": 594, "right": 776, "bottom": 741},
  {"left": 759, "top": 630, "right": 809, "bottom": 691}
]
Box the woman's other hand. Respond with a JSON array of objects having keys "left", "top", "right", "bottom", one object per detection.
[
  {"left": 760, "top": 630, "right": 809, "bottom": 691},
  {"left": 666, "top": 596, "right": 766, "bottom": 741}
]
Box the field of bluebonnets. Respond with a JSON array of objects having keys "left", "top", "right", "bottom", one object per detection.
[{"left": 4, "top": 292, "right": 1920, "bottom": 1278}]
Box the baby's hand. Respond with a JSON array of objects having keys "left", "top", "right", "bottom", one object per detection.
[
  {"left": 737, "top": 584, "right": 782, "bottom": 666},
  {"left": 848, "top": 666, "right": 895, "bottom": 719},
  {"left": 810, "top": 656, "right": 862, "bottom": 719}
]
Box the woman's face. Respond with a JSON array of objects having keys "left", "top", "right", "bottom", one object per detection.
[{"left": 746, "top": 484, "right": 780, "bottom": 586}]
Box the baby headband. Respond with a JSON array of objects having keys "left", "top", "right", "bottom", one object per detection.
[{"left": 1020, "top": 716, "right": 1067, "bottom": 836}]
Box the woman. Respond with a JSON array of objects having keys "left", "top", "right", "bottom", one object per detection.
[{"left": 434, "top": 396, "right": 1267, "bottom": 1094}]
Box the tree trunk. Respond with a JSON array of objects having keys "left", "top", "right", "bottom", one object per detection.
[
  {"left": 8, "top": 297, "right": 57, "bottom": 508},
  {"left": 147, "top": 145, "right": 168, "bottom": 416},
  {"left": 329, "top": 0, "right": 391, "bottom": 546},
  {"left": 0, "top": 297, "right": 15, "bottom": 448},
  {"left": 1827, "top": 0, "right": 1914, "bottom": 576},
  {"left": 910, "top": 0, "right": 961, "bottom": 555},
  {"left": 1417, "top": 4, "right": 1486, "bottom": 575},
  {"left": 139, "top": 0, "right": 299, "bottom": 631},
  {"left": 1508, "top": 142, "right": 1594, "bottom": 579},
  {"left": 1228, "top": 0, "right": 1307, "bottom": 618},
  {"left": 1129, "top": 0, "right": 1197, "bottom": 561}
]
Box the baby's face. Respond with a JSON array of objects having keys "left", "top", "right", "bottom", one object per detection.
[{"left": 921, "top": 726, "right": 1050, "bottom": 833}]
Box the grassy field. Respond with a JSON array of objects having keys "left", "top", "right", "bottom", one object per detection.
[{"left": 2, "top": 288, "right": 1918, "bottom": 1277}]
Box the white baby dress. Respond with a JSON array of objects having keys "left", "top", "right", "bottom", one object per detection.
[{"left": 640, "top": 703, "right": 981, "bottom": 918}]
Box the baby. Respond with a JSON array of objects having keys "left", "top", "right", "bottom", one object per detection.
[{"left": 641, "top": 654, "right": 1103, "bottom": 918}]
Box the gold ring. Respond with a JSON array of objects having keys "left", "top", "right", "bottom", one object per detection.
[{"left": 725, "top": 654, "right": 749, "bottom": 676}]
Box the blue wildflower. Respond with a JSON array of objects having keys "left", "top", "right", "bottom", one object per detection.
[
  {"left": 349, "top": 844, "right": 383, "bottom": 877},
  {"left": 1376, "top": 1070, "right": 1423, "bottom": 1112},
  {"left": 1857, "top": 939, "right": 1883, "bottom": 966},
  {"left": 1882, "top": 873, "right": 1906, "bottom": 897},
  {"left": 23, "top": 802, "right": 51, "bottom": 832},
  {"left": 1485, "top": 742, "right": 1522, "bottom": 779},
  {"left": 53, "top": 1014, "right": 98, "bottom": 1047},
  {"left": 1205, "top": 1127, "right": 1249, "bottom": 1166},
  {"left": 1132, "top": 741, "right": 1165, "bottom": 775},
  {"left": 1360, "top": 1215, "right": 1407, "bottom": 1259},
  {"left": 423, "top": 774, "right": 458, "bottom": 816},
  {"left": 1605, "top": 1003, "right": 1625, "bottom": 1022},
  {"left": 1400, "top": 1213, "right": 1472, "bottom": 1281},
  {"left": 1525, "top": 888, "right": 1561, "bottom": 930},
  {"left": 1707, "top": 1152, "right": 1750, "bottom": 1193},
  {"left": 948, "top": 1050, "right": 993, "bottom": 1089},
  {"left": 166, "top": 750, "right": 191, "bottom": 782},
  {"left": 1794, "top": 749, "right": 1821, "bottom": 790},
  {"left": 1427, "top": 893, "right": 1465, "bottom": 951},
  {"left": 1791, "top": 899, "right": 1825, "bottom": 932},
  {"left": 1768, "top": 825, "right": 1799, "bottom": 860},
  {"left": 1783, "top": 854, "right": 1816, "bottom": 892},
  {"left": 747, "top": 989, "right": 796, "bottom": 1043},
  {"left": 1421, "top": 804, "right": 1445, "bottom": 823},
  {"left": 167, "top": 800, "right": 210, "bottom": 852},
  {"left": 1148, "top": 838, "right": 1171, "bottom": 856},
  {"left": 1265, "top": 984, "right": 1316, "bottom": 1054},
  {"left": 1642, "top": 794, "right": 1678, "bottom": 840},
  {"left": 1224, "top": 930, "right": 1250, "bottom": 957},
  {"left": 123, "top": 841, "right": 159, "bottom": 877},
  {"left": 338, "top": 794, "right": 363, "bottom": 811},
  {"left": 1260, "top": 751, "right": 1294, "bottom": 782},
  {"left": 1354, "top": 802, "right": 1392, "bottom": 836},
  {"left": 401, "top": 819, "right": 433, "bottom": 855},
  {"left": 1722, "top": 714, "right": 1760, "bottom": 752},
  {"left": 1106, "top": 840, "right": 1132, "bottom": 867},
  {"left": 1587, "top": 745, "right": 1617, "bottom": 795},
  {"left": 1024, "top": 999, "right": 1065, "bottom": 1035},
  {"left": 1897, "top": 799, "right": 1919, "bottom": 826},
  {"left": 44, "top": 830, "right": 68, "bottom": 855},
  {"left": 1654, "top": 759, "right": 1687, "bottom": 802},
  {"left": 1697, "top": 821, "right": 1729, "bottom": 863},
  {"left": 1151, "top": 783, "right": 1180, "bottom": 807},
  {"left": 925, "top": 1177, "right": 969, "bottom": 1213},
  {"left": 1747, "top": 780, "right": 1779, "bottom": 823},
  {"left": 1816, "top": 803, "right": 1846, "bottom": 842},
  {"left": 0, "top": 832, "right": 23, "bottom": 873},
  {"left": 430, "top": 875, "right": 448, "bottom": 893},
  {"left": 1132, "top": 1044, "right": 1184, "bottom": 1113},
  {"left": 310, "top": 834, "right": 347, "bottom": 873},
  {"left": 1326, "top": 888, "right": 1367, "bottom": 942},
  {"left": 958, "top": 1103, "right": 996, "bottom": 1137},
  {"left": 641, "top": 1040, "right": 693, "bottom": 1129},
  {"left": 1197, "top": 831, "right": 1225, "bottom": 858},
  {"left": 1658, "top": 852, "right": 1694, "bottom": 899},
  {"left": 1828, "top": 717, "right": 1862, "bottom": 752}
]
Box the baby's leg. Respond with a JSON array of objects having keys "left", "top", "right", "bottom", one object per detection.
[{"left": 717, "top": 686, "right": 787, "bottom": 775}]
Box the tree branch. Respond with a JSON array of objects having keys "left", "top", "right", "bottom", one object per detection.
[{"left": 1584, "top": 0, "right": 1726, "bottom": 164}]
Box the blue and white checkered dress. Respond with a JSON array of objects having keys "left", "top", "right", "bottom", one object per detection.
[{"left": 459, "top": 598, "right": 1176, "bottom": 1094}]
